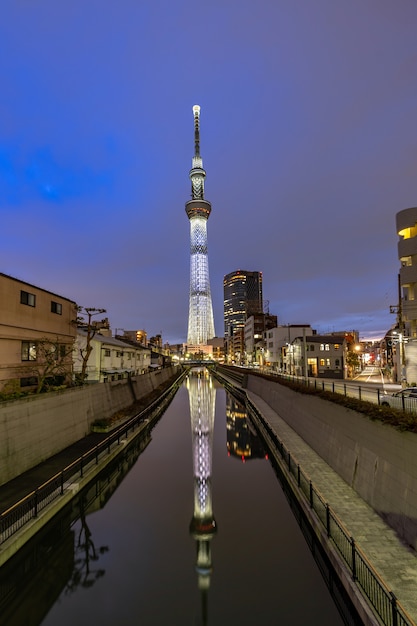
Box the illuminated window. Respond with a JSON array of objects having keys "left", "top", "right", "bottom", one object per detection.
[
  {"left": 334, "top": 344, "right": 340, "bottom": 350},
  {"left": 21, "top": 341, "right": 37, "bottom": 361},
  {"left": 320, "top": 359, "right": 325, "bottom": 366},
  {"left": 325, "top": 344, "right": 330, "bottom": 351},
  {"left": 326, "top": 358, "right": 331, "bottom": 366},
  {"left": 398, "top": 224, "right": 417, "bottom": 240},
  {"left": 20, "top": 290, "right": 36, "bottom": 307},
  {"left": 320, "top": 344, "right": 324, "bottom": 351}
]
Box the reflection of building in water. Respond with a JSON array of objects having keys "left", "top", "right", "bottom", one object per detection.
[
  {"left": 187, "top": 367, "right": 217, "bottom": 625},
  {"left": 226, "top": 393, "right": 267, "bottom": 462}
]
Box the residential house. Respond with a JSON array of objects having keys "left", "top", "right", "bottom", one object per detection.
[
  {"left": 291, "top": 334, "right": 346, "bottom": 379},
  {"left": 0, "top": 272, "right": 77, "bottom": 392},
  {"left": 74, "top": 330, "right": 151, "bottom": 382}
]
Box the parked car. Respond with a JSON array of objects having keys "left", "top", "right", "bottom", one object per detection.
[{"left": 380, "top": 388, "right": 417, "bottom": 412}]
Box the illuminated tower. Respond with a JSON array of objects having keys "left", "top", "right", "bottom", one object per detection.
[
  {"left": 187, "top": 369, "right": 217, "bottom": 624},
  {"left": 186, "top": 105, "right": 215, "bottom": 346}
]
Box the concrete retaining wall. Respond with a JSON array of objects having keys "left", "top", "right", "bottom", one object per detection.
[
  {"left": 0, "top": 366, "right": 178, "bottom": 486},
  {"left": 247, "top": 374, "right": 417, "bottom": 550}
]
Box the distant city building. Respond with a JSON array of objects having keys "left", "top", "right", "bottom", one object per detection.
[
  {"left": 223, "top": 270, "right": 263, "bottom": 340},
  {"left": 207, "top": 336, "right": 225, "bottom": 362},
  {"left": 123, "top": 330, "right": 147, "bottom": 346},
  {"left": 291, "top": 334, "right": 346, "bottom": 379},
  {"left": 244, "top": 313, "right": 277, "bottom": 364},
  {"left": 263, "top": 325, "right": 313, "bottom": 371},
  {"left": 185, "top": 105, "right": 215, "bottom": 346},
  {"left": 0, "top": 272, "right": 76, "bottom": 393}
]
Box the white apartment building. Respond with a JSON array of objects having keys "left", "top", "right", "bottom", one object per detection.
[
  {"left": 263, "top": 325, "right": 313, "bottom": 371},
  {"left": 74, "top": 331, "right": 151, "bottom": 382}
]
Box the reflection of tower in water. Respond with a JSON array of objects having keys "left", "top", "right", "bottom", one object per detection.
[{"left": 187, "top": 368, "right": 217, "bottom": 624}]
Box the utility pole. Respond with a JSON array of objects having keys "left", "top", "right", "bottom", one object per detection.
[
  {"left": 390, "top": 274, "right": 406, "bottom": 385},
  {"left": 303, "top": 327, "right": 308, "bottom": 379},
  {"left": 398, "top": 273, "right": 406, "bottom": 385}
]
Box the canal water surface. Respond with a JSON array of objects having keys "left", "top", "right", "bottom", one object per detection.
[{"left": 3, "top": 369, "right": 353, "bottom": 625}]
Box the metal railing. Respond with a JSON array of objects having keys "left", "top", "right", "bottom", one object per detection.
[
  {"left": 217, "top": 364, "right": 417, "bottom": 416},
  {"left": 0, "top": 371, "right": 187, "bottom": 546},
  {"left": 246, "top": 395, "right": 415, "bottom": 626}
]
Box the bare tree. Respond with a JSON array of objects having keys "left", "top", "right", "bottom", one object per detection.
[
  {"left": 74, "top": 306, "right": 107, "bottom": 383},
  {"left": 23, "top": 337, "right": 74, "bottom": 393}
]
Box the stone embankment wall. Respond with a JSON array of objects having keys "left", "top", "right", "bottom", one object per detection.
[
  {"left": 246, "top": 374, "right": 417, "bottom": 550},
  {"left": 0, "top": 366, "right": 179, "bottom": 487}
]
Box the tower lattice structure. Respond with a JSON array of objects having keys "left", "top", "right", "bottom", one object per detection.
[{"left": 186, "top": 105, "right": 215, "bottom": 346}]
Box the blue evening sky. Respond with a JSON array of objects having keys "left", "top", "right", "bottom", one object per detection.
[{"left": 1, "top": 1, "right": 416, "bottom": 343}]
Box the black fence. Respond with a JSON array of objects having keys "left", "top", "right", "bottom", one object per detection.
[{"left": 0, "top": 371, "right": 187, "bottom": 547}]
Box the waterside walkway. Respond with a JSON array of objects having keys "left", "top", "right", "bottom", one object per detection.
[{"left": 246, "top": 388, "right": 417, "bottom": 626}]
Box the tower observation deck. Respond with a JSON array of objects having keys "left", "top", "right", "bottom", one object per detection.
[{"left": 186, "top": 105, "right": 215, "bottom": 346}]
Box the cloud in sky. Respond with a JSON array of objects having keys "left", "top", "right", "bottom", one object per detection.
[{"left": 1, "top": 0, "right": 416, "bottom": 343}]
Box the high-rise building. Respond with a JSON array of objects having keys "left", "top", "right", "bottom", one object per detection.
[
  {"left": 223, "top": 270, "right": 263, "bottom": 340},
  {"left": 185, "top": 105, "right": 215, "bottom": 346}
]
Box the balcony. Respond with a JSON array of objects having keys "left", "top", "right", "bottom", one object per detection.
[{"left": 400, "top": 265, "right": 417, "bottom": 286}]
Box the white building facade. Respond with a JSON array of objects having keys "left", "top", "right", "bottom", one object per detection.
[{"left": 74, "top": 331, "right": 151, "bottom": 383}]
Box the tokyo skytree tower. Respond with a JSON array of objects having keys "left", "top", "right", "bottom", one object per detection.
[{"left": 185, "top": 105, "right": 215, "bottom": 345}]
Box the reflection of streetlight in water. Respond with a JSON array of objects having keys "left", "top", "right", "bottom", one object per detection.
[{"left": 186, "top": 368, "right": 217, "bottom": 625}]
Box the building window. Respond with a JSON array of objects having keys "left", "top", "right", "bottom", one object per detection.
[
  {"left": 127, "top": 353, "right": 132, "bottom": 360},
  {"left": 326, "top": 358, "right": 331, "bottom": 367},
  {"left": 320, "top": 344, "right": 324, "bottom": 351},
  {"left": 116, "top": 351, "right": 123, "bottom": 357},
  {"left": 20, "top": 376, "right": 38, "bottom": 388},
  {"left": 325, "top": 344, "right": 330, "bottom": 351},
  {"left": 309, "top": 345, "right": 315, "bottom": 351},
  {"left": 320, "top": 358, "right": 325, "bottom": 366},
  {"left": 21, "top": 341, "right": 37, "bottom": 361},
  {"left": 335, "top": 359, "right": 340, "bottom": 367},
  {"left": 51, "top": 301, "right": 62, "bottom": 315},
  {"left": 104, "top": 349, "right": 111, "bottom": 357},
  {"left": 20, "top": 290, "right": 36, "bottom": 307},
  {"left": 334, "top": 344, "right": 340, "bottom": 350}
]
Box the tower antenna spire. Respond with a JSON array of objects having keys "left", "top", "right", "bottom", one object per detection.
[{"left": 193, "top": 104, "right": 201, "bottom": 158}]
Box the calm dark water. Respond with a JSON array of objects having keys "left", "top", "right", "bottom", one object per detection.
[{"left": 2, "top": 370, "right": 350, "bottom": 626}]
